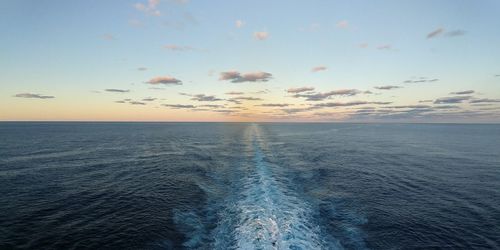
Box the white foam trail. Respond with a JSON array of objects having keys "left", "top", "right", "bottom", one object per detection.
[{"left": 232, "top": 125, "right": 338, "bottom": 249}]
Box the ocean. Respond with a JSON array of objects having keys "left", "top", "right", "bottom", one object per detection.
[{"left": 0, "top": 122, "right": 499, "bottom": 249}]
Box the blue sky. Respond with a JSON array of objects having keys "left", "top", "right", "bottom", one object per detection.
[{"left": 1, "top": 0, "right": 500, "bottom": 122}]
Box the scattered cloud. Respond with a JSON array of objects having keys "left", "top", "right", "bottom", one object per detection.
[
  {"left": 163, "top": 104, "right": 196, "bottom": 109},
  {"left": 134, "top": 0, "right": 161, "bottom": 16},
  {"left": 105, "top": 89, "right": 130, "bottom": 93},
  {"left": 387, "top": 105, "right": 432, "bottom": 109},
  {"left": 427, "top": 28, "right": 465, "bottom": 39},
  {"left": 230, "top": 96, "right": 262, "bottom": 101},
  {"left": 286, "top": 87, "right": 315, "bottom": 93},
  {"left": 446, "top": 30, "right": 466, "bottom": 37},
  {"left": 142, "top": 97, "right": 156, "bottom": 101},
  {"left": 236, "top": 20, "right": 245, "bottom": 28},
  {"left": 336, "top": 20, "right": 349, "bottom": 29},
  {"left": 292, "top": 89, "right": 364, "bottom": 101},
  {"left": 427, "top": 28, "right": 444, "bottom": 39},
  {"left": 377, "top": 44, "right": 393, "bottom": 50},
  {"left": 259, "top": 103, "right": 290, "bottom": 107},
  {"left": 102, "top": 34, "right": 115, "bottom": 41},
  {"left": 130, "top": 101, "right": 146, "bottom": 105},
  {"left": 147, "top": 76, "right": 182, "bottom": 85},
  {"left": 359, "top": 43, "right": 369, "bottom": 48},
  {"left": 434, "top": 96, "right": 472, "bottom": 104},
  {"left": 190, "top": 94, "right": 223, "bottom": 102},
  {"left": 225, "top": 91, "right": 244, "bottom": 95},
  {"left": 14, "top": 93, "right": 55, "bottom": 99},
  {"left": 374, "top": 85, "right": 402, "bottom": 90},
  {"left": 137, "top": 67, "right": 148, "bottom": 71},
  {"left": 311, "top": 66, "right": 327, "bottom": 72},
  {"left": 163, "top": 44, "right": 196, "bottom": 51},
  {"left": 314, "top": 101, "right": 392, "bottom": 108},
  {"left": 419, "top": 100, "right": 433, "bottom": 103},
  {"left": 219, "top": 71, "right": 272, "bottom": 83},
  {"left": 450, "top": 90, "right": 474, "bottom": 95},
  {"left": 469, "top": 98, "right": 500, "bottom": 104},
  {"left": 403, "top": 77, "right": 439, "bottom": 83},
  {"left": 254, "top": 31, "right": 269, "bottom": 40}
]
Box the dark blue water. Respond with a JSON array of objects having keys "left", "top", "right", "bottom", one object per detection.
[{"left": 1, "top": 123, "right": 499, "bottom": 249}]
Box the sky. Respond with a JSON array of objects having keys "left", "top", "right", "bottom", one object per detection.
[{"left": 1, "top": 0, "right": 500, "bottom": 122}]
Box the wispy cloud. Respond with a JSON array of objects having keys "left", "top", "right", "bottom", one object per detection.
[
  {"left": 254, "top": 31, "right": 269, "bottom": 40},
  {"left": 102, "top": 34, "right": 115, "bottom": 41},
  {"left": 190, "top": 94, "right": 223, "bottom": 102},
  {"left": 427, "top": 28, "right": 465, "bottom": 39},
  {"left": 377, "top": 44, "right": 393, "bottom": 50},
  {"left": 314, "top": 101, "right": 391, "bottom": 108},
  {"left": 374, "top": 85, "right": 402, "bottom": 90},
  {"left": 236, "top": 20, "right": 245, "bottom": 28},
  {"left": 336, "top": 20, "right": 349, "bottom": 29},
  {"left": 219, "top": 71, "right": 272, "bottom": 83},
  {"left": 450, "top": 90, "right": 474, "bottom": 95},
  {"left": 259, "top": 103, "right": 290, "bottom": 107},
  {"left": 163, "top": 44, "right": 196, "bottom": 51},
  {"left": 134, "top": 0, "right": 161, "bottom": 16},
  {"left": 403, "top": 77, "right": 439, "bottom": 83},
  {"left": 137, "top": 67, "right": 148, "bottom": 71},
  {"left": 427, "top": 28, "right": 444, "bottom": 39},
  {"left": 147, "top": 76, "right": 182, "bottom": 85},
  {"left": 225, "top": 91, "right": 244, "bottom": 95},
  {"left": 142, "top": 97, "right": 156, "bottom": 101},
  {"left": 14, "top": 93, "right": 55, "bottom": 99},
  {"left": 434, "top": 96, "right": 472, "bottom": 104},
  {"left": 163, "top": 104, "right": 196, "bottom": 109},
  {"left": 286, "top": 87, "right": 315, "bottom": 93},
  {"left": 311, "top": 66, "right": 327, "bottom": 72},
  {"left": 105, "top": 89, "right": 130, "bottom": 93},
  {"left": 292, "top": 89, "right": 365, "bottom": 101},
  {"left": 469, "top": 98, "right": 500, "bottom": 104},
  {"left": 130, "top": 101, "right": 146, "bottom": 105}
]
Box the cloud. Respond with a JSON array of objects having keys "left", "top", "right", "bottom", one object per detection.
[
  {"left": 311, "top": 66, "right": 327, "bottom": 72},
  {"left": 434, "top": 96, "right": 472, "bottom": 104},
  {"left": 286, "top": 87, "right": 315, "bottom": 93},
  {"left": 336, "top": 20, "right": 349, "bottom": 29},
  {"left": 359, "top": 43, "right": 369, "bottom": 48},
  {"left": 219, "top": 71, "right": 272, "bottom": 83},
  {"left": 102, "top": 34, "right": 115, "bottom": 41},
  {"left": 433, "top": 105, "right": 460, "bottom": 109},
  {"left": 230, "top": 96, "right": 262, "bottom": 101},
  {"left": 387, "top": 105, "right": 432, "bottom": 109},
  {"left": 374, "top": 85, "right": 401, "bottom": 90},
  {"left": 427, "top": 28, "right": 444, "bottom": 39},
  {"left": 147, "top": 76, "right": 182, "bottom": 85},
  {"left": 236, "top": 20, "right": 245, "bottom": 28},
  {"left": 137, "top": 67, "right": 148, "bottom": 71},
  {"left": 450, "top": 90, "right": 474, "bottom": 95},
  {"left": 259, "top": 103, "right": 290, "bottom": 107},
  {"left": 134, "top": 0, "right": 161, "bottom": 16},
  {"left": 292, "top": 89, "right": 364, "bottom": 101},
  {"left": 419, "top": 100, "right": 433, "bottom": 103},
  {"left": 469, "top": 98, "right": 500, "bottom": 104},
  {"left": 199, "top": 104, "right": 225, "bottom": 108},
  {"left": 225, "top": 91, "right": 244, "bottom": 95},
  {"left": 191, "top": 94, "right": 223, "bottom": 102},
  {"left": 403, "top": 77, "right": 439, "bottom": 83},
  {"left": 314, "top": 101, "right": 391, "bottom": 108},
  {"left": 446, "top": 30, "right": 466, "bottom": 37},
  {"left": 377, "top": 44, "right": 393, "bottom": 50},
  {"left": 14, "top": 93, "right": 55, "bottom": 99},
  {"left": 254, "top": 31, "right": 269, "bottom": 40},
  {"left": 130, "top": 101, "right": 146, "bottom": 105},
  {"left": 163, "top": 104, "right": 196, "bottom": 109},
  {"left": 142, "top": 97, "right": 156, "bottom": 101},
  {"left": 105, "top": 89, "right": 130, "bottom": 93},
  {"left": 163, "top": 44, "right": 196, "bottom": 51},
  {"left": 427, "top": 28, "right": 465, "bottom": 39}
]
